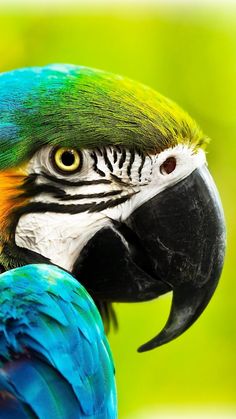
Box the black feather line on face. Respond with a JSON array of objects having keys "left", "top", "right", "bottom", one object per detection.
[
  {"left": 89, "top": 194, "right": 136, "bottom": 212},
  {"left": 41, "top": 172, "right": 112, "bottom": 187},
  {"left": 95, "top": 147, "right": 103, "bottom": 157},
  {"left": 110, "top": 174, "right": 130, "bottom": 186},
  {"left": 103, "top": 148, "right": 113, "bottom": 172},
  {"left": 90, "top": 151, "right": 106, "bottom": 177},
  {"left": 57, "top": 190, "right": 123, "bottom": 201},
  {"left": 127, "top": 149, "right": 135, "bottom": 179},
  {"left": 20, "top": 174, "right": 123, "bottom": 201},
  {"left": 20, "top": 173, "right": 64, "bottom": 197},
  {"left": 113, "top": 149, "right": 117, "bottom": 164},
  {"left": 118, "top": 149, "right": 126, "bottom": 169},
  {"left": 20, "top": 183, "right": 65, "bottom": 199},
  {"left": 14, "top": 192, "right": 137, "bottom": 217},
  {"left": 138, "top": 153, "right": 146, "bottom": 181}
]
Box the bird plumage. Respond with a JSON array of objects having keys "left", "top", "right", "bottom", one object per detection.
[
  {"left": 0, "top": 64, "right": 207, "bottom": 170},
  {"left": 0, "top": 264, "right": 117, "bottom": 418},
  {"left": 0, "top": 63, "right": 225, "bottom": 416}
]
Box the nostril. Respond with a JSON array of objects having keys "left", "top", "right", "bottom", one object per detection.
[{"left": 160, "top": 157, "right": 176, "bottom": 175}]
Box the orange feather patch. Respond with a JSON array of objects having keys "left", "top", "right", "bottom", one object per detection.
[{"left": 0, "top": 167, "right": 29, "bottom": 241}]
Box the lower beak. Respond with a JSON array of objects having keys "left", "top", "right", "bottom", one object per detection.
[{"left": 74, "top": 165, "right": 226, "bottom": 351}]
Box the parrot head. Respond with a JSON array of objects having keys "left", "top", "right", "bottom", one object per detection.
[{"left": 0, "top": 64, "right": 226, "bottom": 351}]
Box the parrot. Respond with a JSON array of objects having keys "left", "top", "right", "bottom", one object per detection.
[
  {"left": 0, "top": 264, "right": 116, "bottom": 418},
  {"left": 0, "top": 64, "right": 226, "bottom": 415}
]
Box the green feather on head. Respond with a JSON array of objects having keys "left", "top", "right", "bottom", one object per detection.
[{"left": 0, "top": 64, "right": 208, "bottom": 170}]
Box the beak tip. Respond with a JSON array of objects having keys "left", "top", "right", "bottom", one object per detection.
[
  {"left": 137, "top": 335, "right": 165, "bottom": 353},
  {"left": 137, "top": 344, "right": 149, "bottom": 353}
]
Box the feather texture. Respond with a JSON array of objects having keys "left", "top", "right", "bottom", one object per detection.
[
  {"left": 0, "top": 64, "right": 207, "bottom": 169},
  {"left": 0, "top": 264, "right": 117, "bottom": 418}
]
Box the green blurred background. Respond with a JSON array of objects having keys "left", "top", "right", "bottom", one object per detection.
[{"left": 0, "top": 2, "right": 235, "bottom": 417}]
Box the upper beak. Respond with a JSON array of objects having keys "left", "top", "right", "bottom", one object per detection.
[{"left": 74, "top": 165, "right": 226, "bottom": 351}]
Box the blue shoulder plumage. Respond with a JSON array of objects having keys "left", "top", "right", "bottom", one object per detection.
[{"left": 0, "top": 264, "right": 117, "bottom": 418}]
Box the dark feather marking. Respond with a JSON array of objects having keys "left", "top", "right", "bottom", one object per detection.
[
  {"left": 15, "top": 192, "right": 137, "bottom": 216},
  {"left": 90, "top": 150, "right": 98, "bottom": 164},
  {"left": 90, "top": 151, "right": 106, "bottom": 177},
  {"left": 95, "top": 147, "right": 103, "bottom": 156},
  {"left": 118, "top": 149, "right": 126, "bottom": 169},
  {"left": 19, "top": 173, "right": 37, "bottom": 188},
  {"left": 94, "top": 167, "right": 106, "bottom": 177},
  {"left": 21, "top": 178, "right": 122, "bottom": 201},
  {"left": 89, "top": 193, "right": 137, "bottom": 212},
  {"left": 127, "top": 149, "right": 135, "bottom": 179},
  {"left": 58, "top": 190, "right": 123, "bottom": 201},
  {"left": 20, "top": 183, "right": 65, "bottom": 199},
  {"left": 138, "top": 153, "right": 146, "bottom": 181},
  {"left": 41, "top": 172, "right": 111, "bottom": 187},
  {"left": 15, "top": 202, "right": 94, "bottom": 215},
  {"left": 110, "top": 174, "right": 130, "bottom": 186},
  {"left": 147, "top": 154, "right": 154, "bottom": 176},
  {"left": 103, "top": 148, "right": 113, "bottom": 172},
  {"left": 113, "top": 149, "right": 117, "bottom": 164}
]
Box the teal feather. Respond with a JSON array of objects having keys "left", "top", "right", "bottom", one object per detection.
[
  {"left": 0, "top": 64, "right": 206, "bottom": 169},
  {"left": 0, "top": 264, "right": 117, "bottom": 418}
]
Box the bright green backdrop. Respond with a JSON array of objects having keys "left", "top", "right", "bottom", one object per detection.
[{"left": 0, "top": 4, "right": 235, "bottom": 418}]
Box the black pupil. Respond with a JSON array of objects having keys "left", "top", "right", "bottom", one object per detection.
[{"left": 61, "top": 151, "right": 75, "bottom": 167}]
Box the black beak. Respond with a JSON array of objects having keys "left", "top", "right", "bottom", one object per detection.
[{"left": 74, "top": 165, "right": 226, "bottom": 351}]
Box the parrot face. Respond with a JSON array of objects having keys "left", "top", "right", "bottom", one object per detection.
[
  {"left": 0, "top": 64, "right": 226, "bottom": 351},
  {"left": 15, "top": 143, "right": 206, "bottom": 271}
]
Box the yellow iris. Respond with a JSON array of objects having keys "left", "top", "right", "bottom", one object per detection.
[{"left": 53, "top": 147, "right": 81, "bottom": 173}]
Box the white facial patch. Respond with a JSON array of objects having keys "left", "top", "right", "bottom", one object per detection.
[
  {"left": 15, "top": 144, "right": 206, "bottom": 272},
  {"left": 103, "top": 144, "right": 206, "bottom": 221},
  {"left": 16, "top": 212, "right": 112, "bottom": 272}
]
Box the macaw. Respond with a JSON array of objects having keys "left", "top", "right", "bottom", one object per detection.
[
  {"left": 0, "top": 264, "right": 116, "bottom": 418},
  {"left": 0, "top": 64, "right": 225, "bottom": 415}
]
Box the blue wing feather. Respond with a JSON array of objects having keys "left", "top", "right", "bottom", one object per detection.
[{"left": 0, "top": 264, "right": 117, "bottom": 418}]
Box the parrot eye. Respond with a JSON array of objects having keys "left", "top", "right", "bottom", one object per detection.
[
  {"left": 51, "top": 147, "right": 82, "bottom": 174},
  {"left": 160, "top": 157, "right": 176, "bottom": 175}
]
